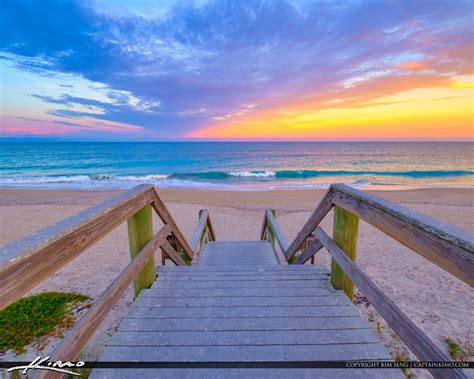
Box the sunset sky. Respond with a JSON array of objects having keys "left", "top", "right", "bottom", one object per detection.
[{"left": 0, "top": 0, "right": 473, "bottom": 141}]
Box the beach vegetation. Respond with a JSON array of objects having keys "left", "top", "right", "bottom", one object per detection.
[
  {"left": 178, "top": 251, "right": 192, "bottom": 265},
  {"left": 444, "top": 336, "right": 472, "bottom": 361},
  {"left": 0, "top": 292, "right": 89, "bottom": 354}
]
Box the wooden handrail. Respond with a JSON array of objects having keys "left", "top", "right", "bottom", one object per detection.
[
  {"left": 293, "top": 238, "right": 323, "bottom": 264},
  {"left": 285, "top": 184, "right": 474, "bottom": 286},
  {"left": 330, "top": 184, "right": 474, "bottom": 286},
  {"left": 315, "top": 227, "right": 467, "bottom": 379},
  {"left": 260, "top": 209, "right": 288, "bottom": 265},
  {"left": 278, "top": 183, "right": 473, "bottom": 375},
  {"left": 190, "top": 209, "right": 216, "bottom": 264},
  {"left": 151, "top": 187, "right": 194, "bottom": 260},
  {"left": 38, "top": 225, "right": 172, "bottom": 378},
  {"left": 0, "top": 185, "right": 154, "bottom": 309},
  {"left": 285, "top": 187, "right": 334, "bottom": 260},
  {"left": 0, "top": 185, "right": 191, "bottom": 309}
]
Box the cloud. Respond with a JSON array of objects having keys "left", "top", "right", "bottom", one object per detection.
[{"left": 0, "top": 0, "right": 472, "bottom": 138}]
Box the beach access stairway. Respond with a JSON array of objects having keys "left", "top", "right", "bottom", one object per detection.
[
  {"left": 92, "top": 241, "right": 397, "bottom": 378},
  {"left": 0, "top": 184, "right": 472, "bottom": 379}
]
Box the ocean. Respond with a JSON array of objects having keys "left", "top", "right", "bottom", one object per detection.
[{"left": 0, "top": 142, "right": 472, "bottom": 190}]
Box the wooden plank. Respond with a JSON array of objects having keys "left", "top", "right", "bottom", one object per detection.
[
  {"left": 285, "top": 188, "right": 333, "bottom": 260},
  {"left": 315, "top": 227, "right": 466, "bottom": 379},
  {"left": 331, "top": 184, "right": 474, "bottom": 287},
  {"left": 151, "top": 187, "right": 194, "bottom": 260},
  {"left": 133, "top": 295, "right": 348, "bottom": 307},
  {"left": 152, "top": 279, "right": 329, "bottom": 289},
  {"left": 206, "top": 211, "right": 216, "bottom": 241},
  {"left": 126, "top": 305, "right": 357, "bottom": 319},
  {"left": 109, "top": 329, "right": 381, "bottom": 346},
  {"left": 98, "top": 343, "right": 392, "bottom": 362},
  {"left": 118, "top": 316, "right": 368, "bottom": 332},
  {"left": 190, "top": 209, "right": 209, "bottom": 253},
  {"left": 265, "top": 209, "right": 290, "bottom": 253},
  {"left": 160, "top": 239, "right": 187, "bottom": 266},
  {"left": 330, "top": 206, "right": 359, "bottom": 300},
  {"left": 157, "top": 274, "right": 329, "bottom": 281},
  {"left": 143, "top": 287, "right": 335, "bottom": 298},
  {"left": 294, "top": 239, "right": 324, "bottom": 264},
  {"left": 127, "top": 205, "right": 155, "bottom": 298},
  {"left": 0, "top": 184, "right": 155, "bottom": 310},
  {"left": 37, "top": 224, "right": 172, "bottom": 379},
  {"left": 91, "top": 368, "right": 401, "bottom": 379},
  {"left": 157, "top": 265, "right": 328, "bottom": 272}
]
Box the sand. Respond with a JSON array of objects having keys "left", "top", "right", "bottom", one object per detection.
[{"left": 0, "top": 187, "right": 473, "bottom": 374}]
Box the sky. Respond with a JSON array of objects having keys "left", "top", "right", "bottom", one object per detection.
[{"left": 0, "top": 0, "right": 473, "bottom": 141}]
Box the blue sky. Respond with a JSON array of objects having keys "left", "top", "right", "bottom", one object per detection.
[{"left": 0, "top": 0, "right": 473, "bottom": 140}]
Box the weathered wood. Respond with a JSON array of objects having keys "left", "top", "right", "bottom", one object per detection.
[
  {"left": 109, "top": 328, "right": 380, "bottom": 346},
  {"left": 331, "top": 184, "right": 474, "bottom": 287},
  {"left": 128, "top": 304, "right": 357, "bottom": 319},
  {"left": 98, "top": 343, "right": 391, "bottom": 362},
  {"left": 206, "top": 211, "right": 216, "bottom": 241},
  {"left": 127, "top": 205, "right": 155, "bottom": 297},
  {"left": 285, "top": 188, "right": 333, "bottom": 260},
  {"left": 157, "top": 265, "right": 327, "bottom": 272},
  {"left": 134, "top": 295, "right": 347, "bottom": 307},
  {"left": 152, "top": 278, "right": 329, "bottom": 289},
  {"left": 330, "top": 206, "right": 359, "bottom": 300},
  {"left": 316, "top": 227, "right": 466, "bottom": 379},
  {"left": 190, "top": 210, "right": 209, "bottom": 254},
  {"left": 119, "top": 316, "right": 370, "bottom": 332},
  {"left": 198, "top": 241, "right": 278, "bottom": 267},
  {"left": 264, "top": 209, "right": 289, "bottom": 265},
  {"left": 265, "top": 210, "right": 289, "bottom": 252},
  {"left": 141, "top": 287, "right": 338, "bottom": 298},
  {"left": 157, "top": 274, "right": 329, "bottom": 281},
  {"left": 294, "top": 238, "right": 324, "bottom": 264},
  {"left": 160, "top": 239, "right": 187, "bottom": 266},
  {"left": 151, "top": 187, "right": 194, "bottom": 260},
  {"left": 91, "top": 368, "right": 400, "bottom": 379},
  {"left": 0, "top": 184, "right": 155, "bottom": 310},
  {"left": 38, "top": 224, "right": 172, "bottom": 379}
]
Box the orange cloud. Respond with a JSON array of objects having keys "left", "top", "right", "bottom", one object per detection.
[
  {"left": 398, "top": 61, "right": 426, "bottom": 71},
  {"left": 189, "top": 84, "right": 474, "bottom": 140}
]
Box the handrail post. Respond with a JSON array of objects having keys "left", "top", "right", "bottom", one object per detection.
[
  {"left": 330, "top": 206, "right": 359, "bottom": 300},
  {"left": 267, "top": 209, "right": 276, "bottom": 245},
  {"left": 127, "top": 205, "right": 155, "bottom": 297}
]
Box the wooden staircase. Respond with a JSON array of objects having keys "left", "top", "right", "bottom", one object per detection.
[
  {"left": 1, "top": 184, "right": 471, "bottom": 378},
  {"left": 91, "top": 240, "right": 398, "bottom": 378}
]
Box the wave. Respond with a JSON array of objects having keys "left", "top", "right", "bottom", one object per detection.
[
  {"left": 0, "top": 169, "right": 471, "bottom": 189},
  {"left": 171, "top": 169, "right": 473, "bottom": 180}
]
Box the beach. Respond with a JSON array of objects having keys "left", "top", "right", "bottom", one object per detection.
[{"left": 0, "top": 186, "right": 472, "bottom": 367}]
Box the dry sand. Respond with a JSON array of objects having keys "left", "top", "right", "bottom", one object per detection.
[{"left": 0, "top": 187, "right": 473, "bottom": 375}]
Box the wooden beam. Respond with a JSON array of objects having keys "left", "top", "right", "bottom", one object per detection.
[
  {"left": 331, "top": 184, "right": 474, "bottom": 287},
  {"left": 206, "top": 212, "right": 216, "bottom": 241},
  {"left": 190, "top": 210, "right": 209, "bottom": 253},
  {"left": 0, "top": 184, "right": 155, "bottom": 310},
  {"left": 151, "top": 187, "right": 194, "bottom": 260},
  {"left": 315, "top": 227, "right": 467, "bottom": 379},
  {"left": 127, "top": 205, "right": 155, "bottom": 298},
  {"left": 160, "top": 239, "right": 187, "bottom": 266},
  {"left": 285, "top": 188, "right": 333, "bottom": 260},
  {"left": 265, "top": 209, "right": 289, "bottom": 252},
  {"left": 330, "top": 206, "right": 359, "bottom": 301},
  {"left": 294, "top": 238, "right": 324, "bottom": 264},
  {"left": 37, "top": 225, "right": 172, "bottom": 379}
]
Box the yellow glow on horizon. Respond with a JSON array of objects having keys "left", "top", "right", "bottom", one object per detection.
[
  {"left": 453, "top": 81, "right": 474, "bottom": 88},
  {"left": 189, "top": 85, "right": 474, "bottom": 140}
]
